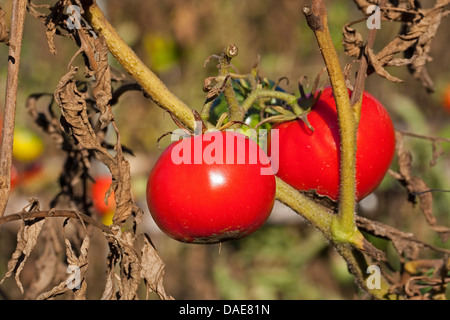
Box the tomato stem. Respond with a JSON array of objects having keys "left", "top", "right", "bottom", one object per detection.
[
  {"left": 241, "top": 89, "right": 299, "bottom": 114},
  {"left": 276, "top": 177, "right": 393, "bottom": 299},
  {"left": 219, "top": 45, "right": 246, "bottom": 124},
  {"left": 303, "top": 0, "right": 359, "bottom": 244},
  {"left": 84, "top": 2, "right": 197, "bottom": 131}
]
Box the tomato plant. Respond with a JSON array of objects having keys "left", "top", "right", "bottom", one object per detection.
[
  {"left": 270, "top": 87, "right": 396, "bottom": 202},
  {"left": 146, "top": 131, "right": 276, "bottom": 243}
]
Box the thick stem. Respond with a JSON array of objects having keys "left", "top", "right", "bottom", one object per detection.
[
  {"left": 84, "top": 1, "right": 196, "bottom": 131},
  {"left": 303, "top": 1, "right": 359, "bottom": 244},
  {"left": 275, "top": 177, "right": 333, "bottom": 237},
  {"left": 0, "top": 0, "right": 27, "bottom": 217},
  {"left": 276, "top": 177, "right": 393, "bottom": 299}
]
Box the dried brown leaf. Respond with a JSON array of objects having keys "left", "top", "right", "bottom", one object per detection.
[
  {"left": 36, "top": 220, "right": 90, "bottom": 300},
  {"left": 0, "top": 6, "right": 10, "bottom": 45},
  {"left": 140, "top": 234, "right": 174, "bottom": 300},
  {"left": 0, "top": 217, "right": 46, "bottom": 293},
  {"left": 342, "top": 24, "right": 364, "bottom": 58},
  {"left": 91, "top": 36, "right": 114, "bottom": 128},
  {"left": 367, "top": 48, "right": 404, "bottom": 83},
  {"left": 24, "top": 228, "right": 60, "bottom": 299},
  {"left": 389, "top": 132, "right": 450, "bottom": 242},
  {"left": 101, "top": 229, "right": 172, "bottom": 300},
  {"left": 356, "top": 215, "right": 450, "bottom": 260}
]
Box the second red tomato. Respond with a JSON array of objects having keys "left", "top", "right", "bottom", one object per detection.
[{"left": 270, "top": 87, "right": 396, "bottom": 202}]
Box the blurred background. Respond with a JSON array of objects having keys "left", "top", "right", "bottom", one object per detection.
[{"left": 0, "top": 0, "right": 449, "bottom": 299}]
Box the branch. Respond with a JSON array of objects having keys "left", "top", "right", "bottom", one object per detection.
[
  {"left": 350, "top": 0, "right": 386, "bottom": 117},
  {"left": 0, "top": 210, "right": 113, "bottom": 234},
  {"left": 0, "top": 0, "right": 27, "bottom": 217},
  {"left": 83, "top": 0, "right": 196, "bottom": 131},
  {"left": 303, "top": 0, "right": 359, "bottom": 244}
]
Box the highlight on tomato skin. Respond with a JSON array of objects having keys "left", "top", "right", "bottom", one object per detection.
[
  {"left": 146, "top": 131, "right": 276, "bottom": 244},
  {"left": 269, "top": 86, "right": 396, "bottom": 202}
]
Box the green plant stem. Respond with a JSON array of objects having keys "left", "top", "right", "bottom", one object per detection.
[
  {"left": 275, "top": 177, "right": 332, "bottom": 235},
  {"left": 241, "top": 89, "right": 299, "bottom": 113},
  {"left": 303, "top": 1, "right": 359, "bottom": 244},
  {"left": 276, "top": 177, "right": 393, "bottom": 299},
  {"left": 84, "top": 1, "right": 196, "bottom": 131}
]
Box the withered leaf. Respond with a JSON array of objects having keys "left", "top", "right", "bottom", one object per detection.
[
  {"left": 37, "top": 220, "right": 90, "bottom": 300},
  {"left": 101, "top": 229, "right": 172, "bottom": 300},
  {"left": 342, "top": 24, "right": 364, "bottom": 58},
  {"left": 390, "top": 132, "right": 450, "bottom": 242},
  {"left": 91, "top": 36, "right": 114, "bottom": 128},
  {"left": 140, "top": 234, "right": 174, "bottom": 300},
  {"left": 0, "top": 217, "right": 46, "bottom": 293},
  {"left": 24, "top": 227, "right": 60, "bottom": 299},
  {"left": 367, "top": 48, "right": 404, "bottom": 83}
]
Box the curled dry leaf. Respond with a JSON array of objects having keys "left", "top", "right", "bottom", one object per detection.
[
  {"left": 356, "top": 215, "right": 450, "bottom": 260},
  {"left": 342, "top": 24, "right": 364, "bottom": 59},
  {"left": 390, "top": 132, "right": 450, "bottom": 242},
  {"left": 24, "top": 226, "right": 61, "bottom": 299},
  {"left": 140, "top": 234, "right": 173, "bottom": 300},
  {"left": 36, "top": 219, "right": 90, "bottom": 300},
  {"left": 367, "top": 48, "right": 404, "bottom": 83},
  {"left": 349, "top": 0, "right": 449, "bottom": 91},
  {"left": 101, "top": 229, "right": 173, "bottom": 300},
  {"left": 0, "top": 199, "right": 46, "bottom": 293},
  {"left": 87, "top": 36, "right": 114, "bottom": 129},
  {"left": 0, "top": 6, "right": 9, "bottom": 45}
]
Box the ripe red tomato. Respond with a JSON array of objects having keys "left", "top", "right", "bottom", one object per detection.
[
  {"left": 146, "top": 131, "right": 276, "bottom": 244},
  {"left": 92, "top": 175, "right": 115, "bottom": 216},
  {"left": 270, "top": 87, "right": 396, "bottom": 202}
]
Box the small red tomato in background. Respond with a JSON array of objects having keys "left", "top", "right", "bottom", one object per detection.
[
  {"left": 92, "top": 175, "right": 115, "bottom": 225},
  {"left": 270, "top": 87, "right": 396, "bottom": 202},
  {"left": 146, "top": 131, "right": 276, "bottom": 244},
  {"left": 10, "top": 164, "right": 19, "bottom": 190},
  {"left": 443, "top": 84, "right": 450, "bottom": 113}
]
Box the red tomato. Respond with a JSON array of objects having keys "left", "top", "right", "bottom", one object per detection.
[
  {"left": 146, "top": 131, "right": 276, "bottom": 244},
  {"left": 10, "top": 164, "right": 19, "bottom": 189},
  {"left": 443, "top": 84, "right": 450, "bottom": 113},
  {"left": 92, "top": 175, "right": 115, "bottom": 216},
  {"left": 270, "top": 87, "right": 396, "bottom": 202}
]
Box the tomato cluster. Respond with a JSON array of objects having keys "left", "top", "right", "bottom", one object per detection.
[{"left": 145, "top": 83, "right": 396, "bottom": 244}]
